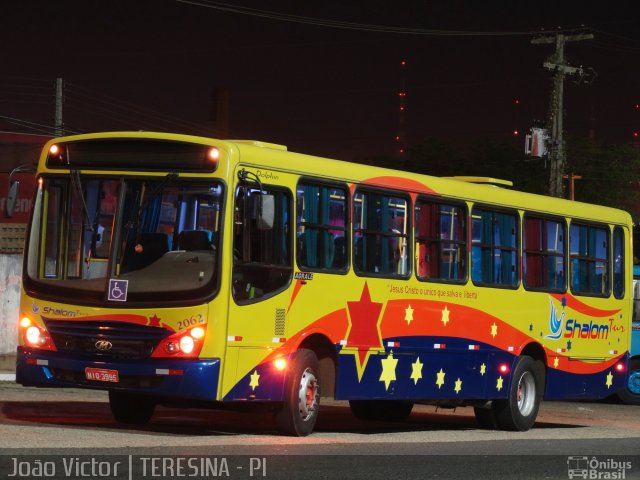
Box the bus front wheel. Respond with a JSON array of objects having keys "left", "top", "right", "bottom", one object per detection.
[
  {"left": 492, "top": 356, "right": 542, "bottom": 431},
  {"left": 275, "top": 349, "right": 320, "bottom": 436},
  {"left": 108, "top": 391, "right": 156, "bottom": 424}
]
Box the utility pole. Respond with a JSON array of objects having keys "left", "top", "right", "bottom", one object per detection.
[
  {"left": 532, "top": 32, "right": 594, "bottom": 198},
  {"left": 210, "top": 87, "right": 229, "bottom": 138},
  {"left": 55, "top": 77, "right": 64, "bottom": 137}
]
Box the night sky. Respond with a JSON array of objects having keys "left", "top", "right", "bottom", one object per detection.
[{"left": 1, "top": 1, "right": 639, "bottom": 161}]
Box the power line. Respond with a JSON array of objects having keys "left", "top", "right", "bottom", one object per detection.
[
  {"left": 0, "top": 130, "right": 52, "bottom": 139},
  {"left": 64, "top": 83, "right": 220, "bottom": 136},
  {"left": 0, "top": 74, "right": 51, "bottom": 84},
  {"left": 0, "top": 114, "right": 81, "bottom": 136},
  {"left": 591, "top": 28, "right": 640, "bottom": 44},
  {"left": 175, "top": 0, "right": 586, "bottom": 37}
]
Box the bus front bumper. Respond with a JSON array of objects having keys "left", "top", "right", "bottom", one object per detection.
[{"left": 16, "top": 347, "right": 220, "bottom": 401}]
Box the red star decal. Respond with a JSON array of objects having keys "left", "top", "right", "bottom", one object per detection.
[
  {"left": 345, "top": 282, "right": 383, "bottom": 370},
  {"left": 148, "top": 314, "right": 161, "bottom": 327}
]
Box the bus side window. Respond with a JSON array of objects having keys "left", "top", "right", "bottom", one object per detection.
[
  {"left": 523, "top": 216, "right": 565, "bottom": 292},
  {"left": 352, "top": 189, "right": 410, "bottom": 278},
  {"left": 296, "top": 182, "right": 348, "bottom": 272},
  {"left": 471, "top": 207, "right": 518, "bottom": 287},
  {"left": 415, "top": 199, "right": 466, "bottom": 283},
  {"left": 569, "top": 222, "right": 609, "bottom": 296}
]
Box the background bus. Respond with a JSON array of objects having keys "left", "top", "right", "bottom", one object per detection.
[
  {"left": 14, "top": 132, "right": 632, "bottom": 435},
  {"left": 618, "top": 225, "right": 640, "bottom": 404}
]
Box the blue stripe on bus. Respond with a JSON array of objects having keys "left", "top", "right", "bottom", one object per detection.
[{"left": 15, "top": 347, "right": 220, "bottom": 401}]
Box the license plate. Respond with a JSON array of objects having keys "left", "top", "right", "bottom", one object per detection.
[{"left": 85, "top": 367, "right": 119, "bottom": 383}]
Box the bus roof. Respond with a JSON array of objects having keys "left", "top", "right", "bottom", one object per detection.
[{"left": 39, "top": 131, "right": 632, "bottom": 227}]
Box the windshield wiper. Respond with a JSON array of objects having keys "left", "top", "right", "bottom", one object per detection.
[
  {"left": 135, "top": 172, "right": 179, "bottom": 221},
  {"left": 118, "top": 173, "right": 179, "bottom": 275},
  {"left": 69, "top": 170, "right": 94, "bottom": 233},
  {"left": 69, "top": 170, "right": 97, "bottom": 271}
]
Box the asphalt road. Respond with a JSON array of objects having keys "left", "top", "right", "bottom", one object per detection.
[{"left": 1, "top": 383, "right": 639, "bottom": 479}]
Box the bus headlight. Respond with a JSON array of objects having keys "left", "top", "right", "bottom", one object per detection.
[
  {"left": 19, "top": 316, "right": 56, "bottom": 351},
  {"left": 152, "top": 325, "right": 207, "bottom": 358},
  {"left": 180, "top": 335, "right": 195, "bottom": 354},
  {"left": 25, "top": 326, "right": 41, "bottom": 345}
]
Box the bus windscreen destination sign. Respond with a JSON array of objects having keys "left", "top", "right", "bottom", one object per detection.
[{"left": 46, "top": 139, "right": 219, "bottom": 172}]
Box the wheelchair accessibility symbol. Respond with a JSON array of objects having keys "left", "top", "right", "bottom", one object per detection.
[{"left": 108, "top": 279, "right": 128, "bottom": 302}]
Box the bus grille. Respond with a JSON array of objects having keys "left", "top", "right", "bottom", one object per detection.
[{"left": 43, "top": 320, "right": 169, "bottom": 360}]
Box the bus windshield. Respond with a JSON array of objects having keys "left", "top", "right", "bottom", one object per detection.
[{"left": 24, "top": 175, "right": 224, "bottom": 304}]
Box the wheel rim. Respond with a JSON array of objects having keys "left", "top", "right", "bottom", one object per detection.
[
  {"left": 297, "top": 367, "right": 319, "bottom": 421},
  {"left": 517, "top": 371, "right": 536, "bottom": 417},
  {"left": 628, "top": 370, "right": 640, "bottom": 395}
]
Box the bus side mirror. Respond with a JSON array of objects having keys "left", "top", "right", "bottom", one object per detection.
[
  {"left": 256, "top": 194, "right": 274, "bottom": 230},
  {"left": 5, "top": 180, "right": 19, "bottom": 218},
  {"left": 5, "top": 163, "right": 36, "bottom": 218}
]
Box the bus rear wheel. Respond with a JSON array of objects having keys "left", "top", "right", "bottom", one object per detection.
[
  {"left": 349, "top": 400, "right": 413, "bottom": 422},
  {"left": 275, "top": 349, "right": 320, "bottom": 436},
  {"left": 492, "top": 356, "right": 542, "bottom": 431},
  {"left": 108, "top": 391, "right": 156, "bottom": 424},
  {"left": 617, "top": 358, "right": 640, "bottom": 405}
]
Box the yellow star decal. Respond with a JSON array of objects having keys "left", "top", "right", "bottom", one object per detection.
[
  {"left": 410, "top": 357, "right": 423, "bottom": 384},
  {"left": 553, "top": 357, "right": 559, "bottom": 368},
  {"left": 441, "top": 306, "right": 450, "bottom": 326},
  {"left": 436, "top": 368, "right": 446, "bottom": 389},
  {"left": 405, "top": 304, "right": 414, "bottom": 325},
  {"left": 454, "top": 378, "right": 462, "bottom": 394},
  {"left": 249, "top": 370, "right": 260, "bottom": 391},
  {"left": 480, "top": 363, "right": 486, "bottom": 376},
  {"left": 605, "top": 371, "right": 613, "bottom": 389},
  {"left": 379, "top": 352, "right": 398, "bottom": 390},
  {"left": 490, "top": 322, "right": 498, "bottom": 338},
  {"left": 496, "top": 376, "right": 504, "bottom": 391}
]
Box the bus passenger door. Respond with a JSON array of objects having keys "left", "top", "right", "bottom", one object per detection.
[{"left": 222, "top": 175, "right": 294, "bottom": 401}]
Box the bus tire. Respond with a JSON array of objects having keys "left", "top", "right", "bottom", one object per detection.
[
  {"left": 617, "top": 358, "right": 640, "bottom": 405},
  {"left": 349, "top": 400, "right": 413, "bottom": 422},
  {"left": 492, "top": 356, "right": 541, "bottom": 431},
  {"left": 275, "top": 349, "right": 320, "bottom": 436},
  {"left": 473, "top": 406, "right": 498, "bottom": 429},
  {"left": 108, "top": 391, "right": 156, "bottom": 424}
]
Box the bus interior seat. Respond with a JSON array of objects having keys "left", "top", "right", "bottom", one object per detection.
[{"left": 177, "top": 230, "right": 213, "bottom": 250}]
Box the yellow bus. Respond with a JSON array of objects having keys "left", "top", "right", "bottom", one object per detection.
[{"left": 15, "top": 131, "right": 632, "bottom": 436}]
